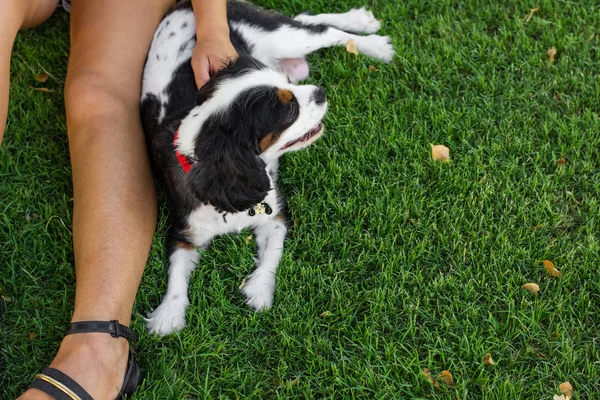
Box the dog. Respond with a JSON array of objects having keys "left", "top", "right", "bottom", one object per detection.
[{"left": 141, "top": 0, "right": 394, "bottom": 335}]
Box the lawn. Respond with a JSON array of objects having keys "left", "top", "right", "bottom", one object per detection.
[{"left": 1, "top": 0, "right": 599, "bottom": 398}]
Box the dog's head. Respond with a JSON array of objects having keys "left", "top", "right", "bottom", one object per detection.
[{"left": 176, "top": 55, "right": 327, "bottom": 213}]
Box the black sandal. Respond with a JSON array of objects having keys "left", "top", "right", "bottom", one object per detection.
[{"left": 28, "top": 320, "right": 142, "bottom": 400}]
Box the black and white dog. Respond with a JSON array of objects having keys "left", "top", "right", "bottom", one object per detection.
[{"left": 141, "top": 0, "right": 394, "bottom": 335}]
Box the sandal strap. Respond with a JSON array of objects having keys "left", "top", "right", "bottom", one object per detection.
[
  {"left": 65, "top": 320, "right": 137, "bottom": 342},
  {"left": 117, "top": 349, "right": 143, "bottom": 399},
  {"left": 29, "top": 367, "right": 93, "bottom": 400}
]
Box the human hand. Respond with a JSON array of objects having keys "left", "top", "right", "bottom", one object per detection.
[{"left": 192, "top": 27, "right": 238, "bottom": 88}]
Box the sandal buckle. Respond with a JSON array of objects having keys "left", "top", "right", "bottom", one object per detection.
[{"left": 111, "top": 319, "right": 121, "bottom": 338}]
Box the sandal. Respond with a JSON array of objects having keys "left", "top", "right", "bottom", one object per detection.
[{"left": 28, "top": 320, "right": 143, "bottom": 400}]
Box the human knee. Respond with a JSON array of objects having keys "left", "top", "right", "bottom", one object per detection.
[
  {"left": 0, "top": 0, "right": 26, "bottom": 33},
  {"left": 65, "top": 70, "right": 141, "bottom": 125},
  {"left": 16, "top": 0, "right": 57, "bottom": 30}
]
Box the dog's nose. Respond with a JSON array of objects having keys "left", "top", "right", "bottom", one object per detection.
[{"left": 312, "top": 87, "right": 326, "bottom": 105}]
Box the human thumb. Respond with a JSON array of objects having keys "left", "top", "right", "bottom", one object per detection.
[{"left": 193, "top": 57, "right": 211, "bottom": 88}]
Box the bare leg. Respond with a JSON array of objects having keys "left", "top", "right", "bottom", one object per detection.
[
  {"left": 0, "top": 0, "right": 56, "bottom": 145},
  {"left": 18, "top": 0, "right": 174, "bottom": 399},
  {"left": 241, "top": 217, "right": 287, "bottom": 310}
]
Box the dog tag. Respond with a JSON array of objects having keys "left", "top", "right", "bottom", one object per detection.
[
  {"left": 249, "top": 203, "right": 273, "bottom": 216},
  {"left": 254, "top": 203, "right": 266, "bottom": 215}
]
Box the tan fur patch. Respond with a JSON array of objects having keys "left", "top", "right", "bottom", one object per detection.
[
  {"left": 277, "top": 89, "right": 293, "bottom": 103},
  {"left": 260, "top": 132, "right": 281, "bottom": 152},
  {"left": 175, "top": 241, "right": 196, "bottom": 250}
]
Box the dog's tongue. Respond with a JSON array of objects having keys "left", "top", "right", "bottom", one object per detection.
[{"left": 280, "top": 123, "right": 323, "bottom": 150}]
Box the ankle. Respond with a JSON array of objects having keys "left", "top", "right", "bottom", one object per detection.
[
  {"left": 42, "top": 332, "right": 131, "bottom": 400},
  {"left": 71, "top": 312, "right": 132, "bottom": 327},
  {"left": 55, "top": 331, "right": 129, "bottom": 365}
]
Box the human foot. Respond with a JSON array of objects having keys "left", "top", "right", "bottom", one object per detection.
[{"left": 18, "top": 328, "right": 133, "bottom": 400}]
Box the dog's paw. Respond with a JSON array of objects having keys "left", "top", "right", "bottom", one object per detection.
[
  {"left": 240, "top": 272, "right": 275, "bottom": 311},
  {"left": 356, "top": 35, "right": 394, "bottom": 63},
  {"left": 145, "top": 298, "right": 188, "bottom": 336},
  {"left": 346, "top": 8, "right": 381, "bottom": 34}
]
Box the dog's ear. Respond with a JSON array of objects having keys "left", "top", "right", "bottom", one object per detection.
[
  {"left": 195, "top": 56, "right": 261, "bottom": 106},
  {"left": 187, "top": 117, "right": 271, "bottom": 213}
]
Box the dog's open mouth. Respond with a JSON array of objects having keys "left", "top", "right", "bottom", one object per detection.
[{"left": 280, "top": 122, "right": 324, "bottom": 150}]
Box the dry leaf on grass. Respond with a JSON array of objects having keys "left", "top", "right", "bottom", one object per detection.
[
  {"left": 566, "top": 190, "right": 581, "bottom": 206},
  {"left": 346, "top": 39, "right": 359, "bottom": 56},
  {"left": 35, "top": 72, "right": 49, "bottom": 83},
  {"left": 28, "top": 85, "right": 55, "bottom": 93},
  {"left": 542, "top": 260, "right": 562, "bottom": 277},
  {"left": 239, "top": 278, "right": 247, "bottom": 290},
  {"left": 274, "top": 378, "right": 299, "bottom": 387},
  {"left": 522, "top": 283, "right": 540, "bottom": 295},
  {"left": 423, "top": 368, "right": 441, "bottom": 390},
  {"left": 430, "top": 144, "right": 450, "bottom": 162},
  {"left": 244, "top": 235, "right": 253, "bottom": 244},
  {"left": 438, "top": 370, "right": 455, "bottom": 386},
  {"left": 524, "top": 7, "right": 540, "bottom": 23},
  {"left": 555, "top": 157, "right": 566, "bottom": 166},
  {"left": 548, "top": 46, "right": 557, "bottom": 63},
  {"left": 483, "top": 353, "right": 495, "bottom": 365},
  {"left": 368, "top": 65, "right": 378, "bottom": 72},
  {"left": 559, "top": 381, "right": 573, "bottom": 398},
  {"left": 29, "top": 332, "right": 37, "bottom": 340}
]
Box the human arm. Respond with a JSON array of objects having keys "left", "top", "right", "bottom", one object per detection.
[{"left": 191, "top": 0, "right": 238, "bottom": 88}]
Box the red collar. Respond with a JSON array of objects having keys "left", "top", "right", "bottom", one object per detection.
[{"left": 174, "top": 130, "right": 193, "bottom": 173}]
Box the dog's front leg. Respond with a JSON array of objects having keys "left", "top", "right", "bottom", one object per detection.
[
  {"left": 241, "top": 217, "right": 287, "bottom": 310},
  {"left": 146, "top": 243, "right": 200, "bottom": 335}
]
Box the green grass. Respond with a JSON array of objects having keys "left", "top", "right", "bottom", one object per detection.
[{"left": 1, "top": 1, "right": 600, "bottom": 398}]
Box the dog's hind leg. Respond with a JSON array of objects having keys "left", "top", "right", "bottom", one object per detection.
[
  {"left": 241, "top": 217, "right": 287, "bottom": 310},
  {"left": 235, "top": 23, "right": 394, "bottom": 67},
  {"left": 294, "top": 8, "right": 381, "bottom": 34},
  {"left": 146, "top": 243, "right": 200, "bottom": 335}
]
